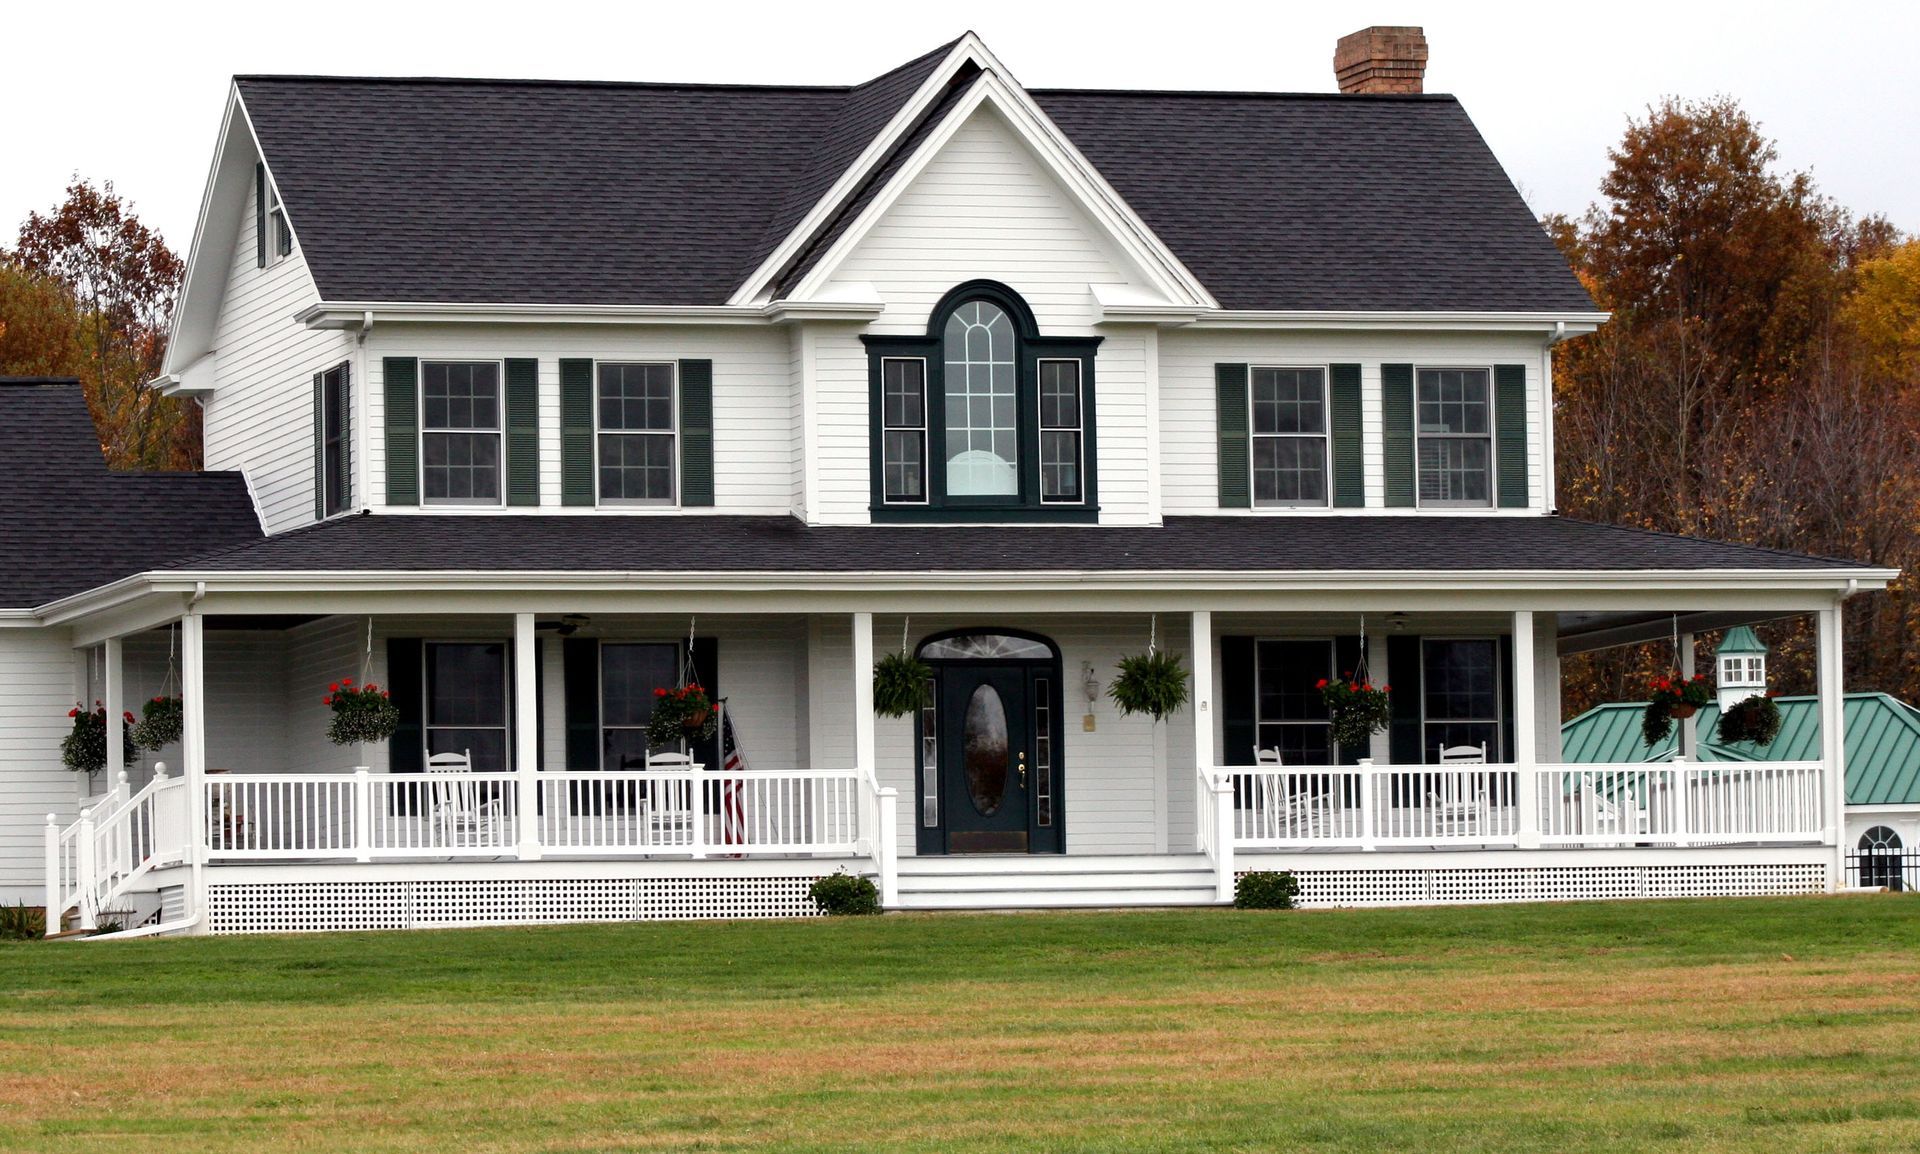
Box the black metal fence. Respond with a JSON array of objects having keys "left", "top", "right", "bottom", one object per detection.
[{"left": 1844, "top": 848, "right": 1920, "bottom": 891}]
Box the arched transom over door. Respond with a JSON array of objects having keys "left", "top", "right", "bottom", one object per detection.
[
  {"left": 1859, "top": 825, "right": 1908, "bottom": 891},
  {"left": 914, "top": 630, "right": 1064, "bottom": 855}
]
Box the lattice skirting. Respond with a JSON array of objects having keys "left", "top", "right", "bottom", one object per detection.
[
  {"left": 206, "top": 875, "right": 828, "bottom": 934},
  {"left": 1266, "top": 862, "right": 1830, "bottom": 908}
]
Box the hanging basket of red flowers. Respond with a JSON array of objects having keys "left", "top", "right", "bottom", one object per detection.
[
  {"left": 646, "top": 683, "right": 718, "bottom": 746},
  {"left": 61, "top": 702, "right": 136, "bottom": 775},
  {"left": 1320, "top": 676, "right": 1393, "bottom": 751},
  {"left": 325, "top": 678, "right": 400, "bottom": 746},
  {"left": 1641, "top": 671, "right": 1713, "bottom": 747},
  {"left": 130, "top": 694, "right": 184, "bottom": 751}
]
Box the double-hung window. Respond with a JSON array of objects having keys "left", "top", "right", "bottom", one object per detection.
[
  {"left": 599, "top": 642, "right": 680, "bottom": 769},
  {"left": 1421, "top": 638, "right": 1501, "bottom": 760},
  {"left": 1416, "top": 368, "right": 1494, "bottom": 506},
  {"left": 421, "top": 361, "right": 502, "bottom": 505},
  {"left": 317, "top": 362, "right": 351, "bottom": 517},
  {"left": 597, "top": 363, "right": 676, "bottom": 504},
  {"left": 881, "top": 358, "right": 928, "bottom": 503},
  {"left": 1254, "top": 639, "right": 1336, "bottom": 763},
  {"left": 1038, "top": 360, "right": 1083, "bottom": 503},
  {"left": 866, "top": 282, "right": 1099, "bottom": 520},
  {"left": 1250, "top": 367, "right": 1328, "bottom": 507},
  {"left": 424, "top": 642, "right": 510, "bottom": 771}
]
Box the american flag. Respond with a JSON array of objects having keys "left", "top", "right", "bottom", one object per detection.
[{"left": 717, "top": 700, "right": 748, "bottom": 848}]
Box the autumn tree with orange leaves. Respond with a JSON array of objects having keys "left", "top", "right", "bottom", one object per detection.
[
  {"left": 2, "top": 179, "right": 199, "bottom": 469},
  {"left": 1550, "top": 97, "right": 1920, "bottom": 714}
]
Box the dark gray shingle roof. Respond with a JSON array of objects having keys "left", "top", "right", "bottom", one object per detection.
[
  {"left": 0, "top": 381, "right": 262, "bottom": 607},
  {"left": 166, "top": 513, "right": 1864, "bottom": 578},
  {"left": 238, "top": 44, "right": 1594, "bottom": 313}
]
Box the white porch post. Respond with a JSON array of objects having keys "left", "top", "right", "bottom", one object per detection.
[
  {"left": 513, "top": 613, "right": 541, "bottom": 861},
  {"left": 1678, "top": 631, "right": 1697, "bottom": 757},
  {"left": 1818, "top": 603, "right": 1846, "bottom": 885},
  {"left": 1512, "top": 611, "right": 1540, "bottom": 847},
  {"left": 181, "top": 612, "right": 208, "bottom": 928},
  {"left": 852, "top": 613, "right": 876, "bottom": 772},
  {"left": 851, "top": 612, "right": 894, "bottom": 903},
  {"left": 103, "top": 637, "right": 125, "bottom": 785},
  {"left": 1191, "top": 610, "right": 1232, "bottom": 900}
]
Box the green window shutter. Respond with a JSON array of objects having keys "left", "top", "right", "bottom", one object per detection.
[
  {"left": 255, "top": 164, "right": 267, "bottom": 269},
  {"left": 1494, "top": 364, "right": 1529, "bottom": 508},
  {"left": 311, "top": 372, "right": 326, "bottom": 521},
  {"left": 382, "top": 358, "right": 419, "bottom": 507},
  {"left": 1387, "top": 634, "right": 1422, "bottom": 766},
  {"left": 505, "top": 358, "right": 541, "bottom": 507},
  {"left": 678, "top": 359, "right": 714, "bottom": 507},
  {"left": 559, "top": 359, "right": 595, "bottom": 506},
  {"left": 387, "top": 638, "right": 424, "bottom": 775},
  {"left": 1215, "top": 363, "right": 1250, "bottom": 508},
  {"left": 1381, "top": 363, "right": 1415, "bottom": 508},
  {"left": 563, "top": 637, "right": 599, "bottom": 770},
  {"left": 1329, "top": 363, "right": 1364, "bottom": 508}
]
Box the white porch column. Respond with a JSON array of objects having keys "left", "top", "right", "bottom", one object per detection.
[
  {"left": 1190, "top": 611, "right": 1213, "bottom": 775},
  {"left": 181, "top": 612, "right": 208, "bottom": 928},
  {"left": 103, "top": 637, "right": 125, "bottom": 785},
  {"left": 1818, "top": 604, "right": 1847, "bottom": 885},
  {"left": 1511, "top": 611, "right": 1540, "bottom": 848},
  {"left": 1678, "top": 631, "right": 1697, "bottom": 757},
  {"left": 513, "top": 613, "right": 541, "bottom": 860},
  {"left": 852, "top": 612, "right": 875, "bottom": 772}
]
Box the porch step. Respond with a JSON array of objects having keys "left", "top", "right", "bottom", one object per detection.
[{"left": 894, "top": 854, "right": 1222, "bottom": 910}]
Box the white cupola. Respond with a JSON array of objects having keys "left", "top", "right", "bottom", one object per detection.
[{"left": 1715, "top": 626, "right": 1769, "bottom": 712}]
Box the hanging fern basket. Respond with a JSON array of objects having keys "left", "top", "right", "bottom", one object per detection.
[
  {"left": 873, "top": 651, "right": 933, "bottom": 718},
  {"left": 1108, "top": 649, "right": 1189, "bottom": 723}
]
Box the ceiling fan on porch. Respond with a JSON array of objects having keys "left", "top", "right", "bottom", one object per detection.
[{"left": 535, "top": 614, "right": 591, "bottom": 636}]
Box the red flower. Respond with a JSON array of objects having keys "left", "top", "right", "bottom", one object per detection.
[
  {"left": 68, "top": 708, "right": 79, "bottom": 718},
  {"left": 381, "top": 691, "right": 390, "bottom": 699},
  {"left": 329, "top": 682, "right": 340, "bottom": 693},
  {"left": 1315, "top": 679, "right": 1328, "bottom": 689},
  {"left": 323, "top": 696, "right": 333, "bottom": 705},
  {"left": 342, "top": 677, "right": 354, "bottom": 686},
  {"left": 1382, "top": 685, "right": 1392, "bottom": 693},
  {"left": 654, "top": 687, "right": 668, "bottom": 697}
]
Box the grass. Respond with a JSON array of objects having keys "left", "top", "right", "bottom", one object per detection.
[{"left": 2, "top": 896, "right": 1919, "bottom": 1152}]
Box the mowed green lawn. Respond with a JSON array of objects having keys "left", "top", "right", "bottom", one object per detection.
[{"left": 3, "top": 897, "right": 1919, "bottom": 1152}]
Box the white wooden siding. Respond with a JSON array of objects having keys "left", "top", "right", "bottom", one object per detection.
[
  {"left": 1158, "top": 329, "right": 1553, "bottom": 514},
  {"left": 0, "top": 627, "right": 81, "bottom": 903},
  {"left": 202, "top": 175, "right": 352, "bottom": 534},
  {"left": 810, "top": 107, "right": 1158, "bottom": 524},
  {"left": 362, "top": 326, "right": 795, "bottom": 513}
]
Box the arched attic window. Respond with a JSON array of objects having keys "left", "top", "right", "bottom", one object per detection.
[{"left": 863, "top": 281, "right": 1101, "bottom": 522}]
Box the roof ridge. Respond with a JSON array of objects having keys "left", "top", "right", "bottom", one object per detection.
[
  {"left": 1032, "top": 87, "right": 1458, "bottom": 102},
  {"left": 236, "top": 74, "right": 856, "bottom": 94}
]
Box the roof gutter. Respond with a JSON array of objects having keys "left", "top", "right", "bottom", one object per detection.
[{"left": 297, "top": 299, "right": 886, "bottom": 329}]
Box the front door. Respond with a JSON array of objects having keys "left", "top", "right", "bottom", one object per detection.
[{"left": 940, "top": 664, "right": 1032, "bottom": 853}]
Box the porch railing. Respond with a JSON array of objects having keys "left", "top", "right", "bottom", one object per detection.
[{"left": 45, "top": 767, "right": 189, "bottom": 931}]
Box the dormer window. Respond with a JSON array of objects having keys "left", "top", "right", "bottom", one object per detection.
[
  {"left": 1720, "top": 654, "right": 1765, "bottom": 687},
  {"left": 865, "top": 281, "right": 1100, "bottom": 522}
]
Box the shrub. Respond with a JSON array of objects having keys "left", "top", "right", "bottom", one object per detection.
[
  {"left": 1235, "top": 870, "right": 1301, "bottom": 910},
  {"left": 0, "top": 903, "right": 46, "bottom": 940},
  {"left": 809, "top": 870, "right": 880, "bottom": 916}
]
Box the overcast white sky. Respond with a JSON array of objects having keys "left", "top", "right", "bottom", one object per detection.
[{"left": 4, "top": 0, "right": 1917, "bottom": 256}]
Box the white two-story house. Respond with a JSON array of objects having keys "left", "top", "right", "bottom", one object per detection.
[{"left": 10, "top": 28, "right": 1896, "bottom": 935}]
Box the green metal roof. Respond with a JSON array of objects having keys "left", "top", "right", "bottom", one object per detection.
[
  {"left": 1561, "top": 692, "right": 1920, "bottom": 806},
  {"left": 1715, "top": 626, "right": 1768, "bottom": 655}
]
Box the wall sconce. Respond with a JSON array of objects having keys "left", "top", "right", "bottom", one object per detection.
[{"left": 1081, "top": 661, "right": 1101, "bottom": 707}]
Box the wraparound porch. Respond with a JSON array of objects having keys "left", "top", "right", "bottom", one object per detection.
[{"left": 44, "top": 581, "right": 1857, "bottom": 933}]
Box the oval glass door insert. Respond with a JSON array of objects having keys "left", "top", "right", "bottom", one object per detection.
[{"left": 962, "top": 684, "right": 1010, "bottom": 816}]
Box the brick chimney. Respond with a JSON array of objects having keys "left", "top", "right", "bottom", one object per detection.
[{"left": 1334, "top": 26, "right": 1429, "bottom": 95}]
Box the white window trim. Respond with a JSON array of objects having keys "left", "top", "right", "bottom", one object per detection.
[
  {"left": 1413, "top": 364, "right": 1497, "bottom": 510},
  {"left": 1036, "top": 357, "right": 1086, "bottom": 506},
  {"left": 880, "top": 356, "right": 930, "bottom": 506},
  {"left": 1249, "top": 364, "right": 1332, "bottom": 510},
  {"left": 594, "top": 361, "right": 680, "bottom": 508},
  {"left": 1418, "top": 635, "right": 1504, "bottom": 762},
  {"left": 266, "top": 185, "right": 292, "bottom": 264},
  {"left": 1253, "top": 636, "right": 1338, "bottom": 762},
  {"left": 420, "top": 360, "right": 507, "bottom": 508},
  {"left": 422, "top": 639, "right": 514, "bottom": 771}
]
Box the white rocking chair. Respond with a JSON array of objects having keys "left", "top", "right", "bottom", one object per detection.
[
  {"left": 424, "top": 750, "right": 505, "bottom": 849},
  {"left": 644, "top": 751, "right": 699, "bottom": 849},
  {"left": 1429, "top": 743, "right": 1489, "bottom": 836},
  {"left": 1254, "top": 748, "right": 1331, "bottom": 838}
]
